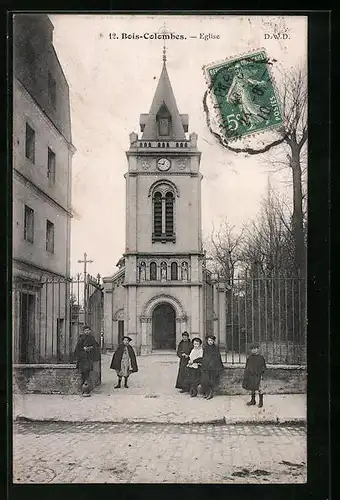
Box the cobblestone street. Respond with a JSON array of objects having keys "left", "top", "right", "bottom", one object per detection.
[{"left": 13, "top": 422, "right": 307, "bottom": 484}]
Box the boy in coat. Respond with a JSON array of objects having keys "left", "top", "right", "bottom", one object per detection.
[
  {"left": 200, "top": 335, "right": 224, "bottom": 400},
  {"left": 110, "top": 336, "right": 138, "bottom": 388},
  {"left": 73, "top": 325, "right": 100, "bottom": 396},
  {"left": 242, "top": 342, "right": 267, "bottom": 407},
  {"left": 175, "top": 331, "right": 193, "bottom": 391}
]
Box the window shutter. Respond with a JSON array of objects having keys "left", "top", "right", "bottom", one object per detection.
[
  {"left": 153, "top": 192, "right": 162, "bottom": 237},
  {"left": 165, "top": 192, "right": 174, "bottom": 236}
]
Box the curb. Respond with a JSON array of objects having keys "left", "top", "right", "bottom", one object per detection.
[
  {"left": 224, "top": 418, "right": 306, "bottom": 426},
  {"left": 14, "top": 415, "right": 306, "bottom": 426}
]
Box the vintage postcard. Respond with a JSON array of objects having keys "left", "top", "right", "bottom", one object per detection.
[{"left": 12, "top": 13, "right": 308, "bottom": 484}]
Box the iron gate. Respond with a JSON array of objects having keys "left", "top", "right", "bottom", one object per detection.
[
  {"left": 13, "top": 273, "right": 104, "bottom": 364},
  {"left": 226, "top": 272, "right": 307, "bottom": 365}
]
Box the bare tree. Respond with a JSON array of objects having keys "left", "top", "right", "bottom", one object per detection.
[
  {"left": 206, "top": 220, "right": 246, "bottom": 282},
  {"left": 267, "top": 67, "right": 307, "bottom": 275},
  {"left": 240, "top": 181, "right": 295, "bottom": 275},
  {"left": 204, "top": 65, "right": 307, "bottom": 275}
]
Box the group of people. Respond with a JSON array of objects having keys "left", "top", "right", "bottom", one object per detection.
[
  {"left": 74, "top": 326, "right": 266, "bottom": 407},
  {"left": 175, "top": 331, "right": 266, "bottom": 406},
  {"left": 175, "top": 332, "right": 224, "bottom": 400}
]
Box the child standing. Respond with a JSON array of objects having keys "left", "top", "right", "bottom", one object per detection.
[
  {"left": 200, "top": 335, "right": 224, "bottom": 400},
  {"left": 242, "top": 342, "right": 267, "bottom": 407},
  {"left": 184, "top": 337, "right": 203, "bottom": 397},
  {"left": 110, "top": 336, "right": 138, "bottom": 388}
]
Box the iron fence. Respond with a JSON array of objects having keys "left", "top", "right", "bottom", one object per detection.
[
  {"left": 225, "top": 272, "right": 307, "bottom": 365},
  {"left": 13, "top": 273, "right": 103, "bottom": 364}
]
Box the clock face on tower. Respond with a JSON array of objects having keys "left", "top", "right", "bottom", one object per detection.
[{"left": 157, "top": 158, "right": 171, "bottom": 171}]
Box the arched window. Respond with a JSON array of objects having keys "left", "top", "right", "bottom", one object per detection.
[
  {"left": 165, "top": 192, "right": 174, "bottom": 236},
  {"left": 153, "top": 192, "right": 162, "bottom": 238},
  {"left": 150, "top": 181, "right": 178, "bottom": 243},
  {"left": 171, "top": 262, "right": 178, "bottom": 280},
  {"left": 150, "top": 262, "right": 157, "bottom": 280}
]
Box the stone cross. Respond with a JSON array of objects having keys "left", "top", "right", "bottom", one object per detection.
[
  {"left": 77, "top": 252, "right": 93, "bottom": 280},
  {"left": 77, "top": 252, "right": 94, "bottom": 321}
]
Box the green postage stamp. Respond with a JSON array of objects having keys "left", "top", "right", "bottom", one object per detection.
[{"left": 204, "top": 49, "right": 283, "bottom": 141}]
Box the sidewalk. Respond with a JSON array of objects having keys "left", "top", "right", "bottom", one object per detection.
[
  {"left": 13, "top": 392, "right": 306, "bottom": 425},
  {"left": 13, "top": 354, "right": 307, "bottom": 425}
]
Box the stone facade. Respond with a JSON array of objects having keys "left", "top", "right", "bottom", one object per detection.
[
  {"left": 12, "top": 15, "right": 75, "bottom": 364},
  {"left": 103, "top": 60, "right": 226, "bottom": 354},
  {"left": 13, "top": 364, "right": 82, "bottom": 395}
]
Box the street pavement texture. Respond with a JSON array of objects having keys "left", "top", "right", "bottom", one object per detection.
[
  {"left": 13, "top": 421, "right": 307, "bottom": 484},
  {"left": 13, "top": 354, "right": 306, "bottom": 424}
]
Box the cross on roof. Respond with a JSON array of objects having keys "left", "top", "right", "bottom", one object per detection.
[{"left": 159, "top": 22, "right": 168, "bottom": 65}]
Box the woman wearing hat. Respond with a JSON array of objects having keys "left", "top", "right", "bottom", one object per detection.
[
  {"left": 110, "top": 336, "right": 138, "bottom": 388},
  {"left": 175, "top": 331, "right": 193, "bottom": 390},
  {"left": 200, "top": 335, "right": 224, "bottom": 400}
]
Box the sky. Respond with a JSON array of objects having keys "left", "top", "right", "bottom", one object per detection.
[{"left": 49, "top": 14, "right": 307, "bottom": 278}]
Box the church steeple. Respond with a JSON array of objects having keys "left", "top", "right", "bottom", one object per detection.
[{"left": 140, "top": 54, "right": 188, "bottom": 141}]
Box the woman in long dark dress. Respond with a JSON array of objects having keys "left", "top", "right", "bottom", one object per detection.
[
  {"left": 200, "top": 335, "right": 224, "bottom": 400},
  {"left": 175, "top": 332, "right": 192, "bottom": 390},
  {"left": 242, "top": 342, "right": 266, "bottom": 407}
]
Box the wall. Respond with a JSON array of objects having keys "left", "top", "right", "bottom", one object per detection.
[
  {"left": 13, "top": 364, "right": 82, "bottom": 395},
  {"left": 103, "top": 280, "right": 125, "bottom": 348},
  {"left": 13, "top": 80, "right": 72, "bottom": 215},
  {"left": 13, "top": 363, "right": 101, "bottom": 395},
  {"left": 13, "top": 176, "right": 70, "bottom": 277},
  {"left": 218, "top": 364, "right": 307, "bottom": 395},
  {"left": 13, "top": 14, "right": 72, "bottom": 143}
]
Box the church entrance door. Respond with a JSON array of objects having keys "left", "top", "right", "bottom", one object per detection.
[{"left": 152, "top": 303, "right": 176, "bottom": 350}]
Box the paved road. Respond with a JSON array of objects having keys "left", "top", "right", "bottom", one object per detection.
[{"left": 13, "top": 422, "right": 307, "bottom": 484}]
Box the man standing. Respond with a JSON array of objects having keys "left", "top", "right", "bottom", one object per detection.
[{"left": 74, "top": 325, "right": 100, "bottom": 396}]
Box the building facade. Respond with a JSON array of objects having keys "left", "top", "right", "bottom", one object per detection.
[
  {"left": 12, "top": 14, "right": 76, "bottom": 363},
  {"left": 103, "top": 57, "right": 227, "bottom": 354}
]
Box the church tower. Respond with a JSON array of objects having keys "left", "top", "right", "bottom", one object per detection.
[
  {"left": 123, "top": 52, "right": 205, "bottom": 354},
  {"left": 102, "top": 52, "right": 224, "bottom": 355}
]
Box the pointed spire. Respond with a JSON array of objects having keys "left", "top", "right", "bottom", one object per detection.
[{"left": 140, "top": 58, "right": 186, "bottom": 140}]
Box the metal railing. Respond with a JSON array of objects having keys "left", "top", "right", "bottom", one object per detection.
[
  {"left": 225, "top": 272, "right": 307, "bottom": 365},
  {"left": 12, "top": 273, "right": 103, "bottom": 364}
]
